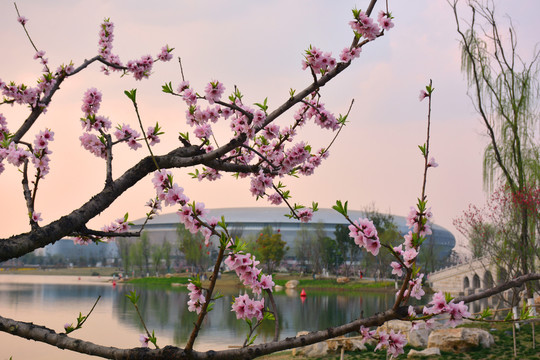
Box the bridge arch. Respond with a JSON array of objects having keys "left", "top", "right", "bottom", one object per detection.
[
  {"left": 483, "top": 271, "right": 494, "bottom": 288},
  {"left": 463, "top": 276, "right": 470, "bottom": 289},
  {"left": 472, "top": 274, "right": 481, "bottom": 289}
]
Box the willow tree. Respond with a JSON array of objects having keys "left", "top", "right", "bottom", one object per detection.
[{"left": 451, "top": 0, "right": 540, "bottom": 295}]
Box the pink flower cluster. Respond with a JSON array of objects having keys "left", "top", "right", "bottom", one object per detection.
[
  {"left": 175, "top": 81, "right": 336, "bottom": 211},
  {"left": 97, "top": 19, "right": 172, "bottom": 79},
  {"left": 302, "top": 46, "right": 337, "bottom": 74},
  {"left": 204, "top": 80, "right": 225, "bottom": 104},
  {"left": 406, "top": 206, "right": 433, "bottom": 237},
  {"left": 0, "top": 113, "right": 8, "bottom": 142},
  {"left": 151, "top": 170, "right": 218, "bottom": 244},
  {"left": 80, "top": 133, "right": 107, "bottom": 159},
  {"left": 101, "top": 216, "right": 130, "bottom": 234},
  {"left": 422, "top": 292, "right": 471, "bottom": 327},
  {"left": 1, "top": 81, "right": 40, "bottom": 107},
  {"left": 294, "top": 99, "right": 339, "bottom": 131},
  {"left": 114, "top": 124, "right": 142, "bottom": 150},
  {"left": 349, "top": 10, "right": 393, "bottom": 41},
  {"left": 360, "top": 326, "right": 407, "bottom": 358},
  {"left": 31, "top": 128, "right": 54, "bottom": 178},
  {"left": 187, "top": 282, "right": 206, "bottom": 314},
  {"left": 127, "top": 55, "right": 154, "bottom": 81},
  {"left": 225, "top": 253, "right": 274, "bottom": 295},
  {"left": 33, "top": 50, "right": 49, "bottom": 72},
  {"left": 348, "top": 218, "right": 381, "bottom": 256},
  {"left": 81, "top": 88, "right": 102, "bottom": 116},
  {"left": 231, "top": 294, "right": 265, "bottom": 321},
  {"left": 1, "top": 142, "right": 31, "bottom": 168}
]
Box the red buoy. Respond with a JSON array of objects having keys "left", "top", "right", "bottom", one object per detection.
[{"left": 300, "top": 289, "right": 306, "bottom": 297}]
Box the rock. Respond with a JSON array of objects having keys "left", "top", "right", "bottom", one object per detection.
[
  {"left": 285, "top": 280, "right": 299, "bottom": 289},
  {"left": 407, "top": 347, "right": 441, "bottom": 358},
  {"left": 427, "top": 328, "right": 494, "bottom": 352},
  {"left": 378, "top": 320, "right": 443, "bottom": 348},
  {"left": 326, "top": 337, "right": 366, "bottom": 352},
  {"left": 336, "top": 276, "right": 350, "bottom": 283},
  {"left": 292, "top": 331, "right": 328, "bottom": 357},
  {"left": 274, "top": 285, "right": 284, "bottom": 291}
]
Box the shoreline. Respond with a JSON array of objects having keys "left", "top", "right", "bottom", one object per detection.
[{"left": 0, "top": 267, "right": 398, "bottom": 292}]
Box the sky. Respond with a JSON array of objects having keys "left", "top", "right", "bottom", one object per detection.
[{"left": 1, "top": 0, "right": 539, "bottom": 254}]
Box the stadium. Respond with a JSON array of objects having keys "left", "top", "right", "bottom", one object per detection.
[{"left": 131, "top": 207, "right": 456, "bottom": 263}]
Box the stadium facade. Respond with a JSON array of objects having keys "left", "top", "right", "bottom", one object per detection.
[{"left": 132, "top": 207, "right": 456, "bottom": 262}]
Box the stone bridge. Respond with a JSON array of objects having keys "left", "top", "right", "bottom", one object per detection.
[{"left": 427, "top": 257, "right": 499, "bottom": 296}]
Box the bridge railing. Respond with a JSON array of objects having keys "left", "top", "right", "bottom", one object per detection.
[{"left": 428, "top": 256, "right": 490, "bottom": 277}]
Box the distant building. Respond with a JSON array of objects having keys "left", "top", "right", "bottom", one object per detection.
[
  {"left": 44, "top": 239, "right": 118, "bottom": 263},
  {"left": 132, "top": 207, "right": 456, "bottom": 263}
]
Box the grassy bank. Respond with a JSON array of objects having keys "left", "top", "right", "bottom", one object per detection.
[
  {"left": 261, "top": 322, "right": 540, "bottom": 359},
  {"left": 124, "top": 273, "right": 395, "bottom": 292}
]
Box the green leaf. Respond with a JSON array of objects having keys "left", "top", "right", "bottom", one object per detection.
[
  {"left": 125, "top": 290, "right": 140, "bottom": 305},
  {"left": 246, "top": 334, "right": 258, "bottom": 346},
  {"left": 162, "top": 82, "right": 174, "bottom": 94},
  {"left": 254, "top": 97, "right": 268, "bottom": 112},
  {"left": 289, "top": 88, "right": 296, "bottom": 99},
  {"left": 124, "top": 89, "right": 137, "bottom": 102}
]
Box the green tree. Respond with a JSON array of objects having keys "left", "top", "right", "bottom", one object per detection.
[
  {"left": 177, "top": 223, "right": 210, "bottom": 274},
  {"left": 129, "top": 240, "right": 143, "bottom": 276},
  {"left": 334, "top": 224, "right": 359, "bottom": 277},
  {"left": 116, "top": 238, "right": 131, "bottom": 274},
  {"left": 140, "top": 231, "right": 151, "bottom": 275},
  {"left": 452, "top": 0, "right": 540, "bottom": 295},
  {"left": 151, "top": 244, "right": 163, "bottom": 275},
  {"left": 294, "top": 224, "right": 312, "bottom": 273},
  {"left": 161, "top": 240, "right": 172, "bottom": 273},
  {"left": 255, "top": 226, "right": 288, "bottom": 274}
]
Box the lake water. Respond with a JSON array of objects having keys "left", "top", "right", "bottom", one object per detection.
[{"left": 0, "top": 275, "right": 396, "bottom": 360}]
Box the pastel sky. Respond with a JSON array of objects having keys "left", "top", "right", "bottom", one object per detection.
[{"left": 1, "top": 1, "right": 539, "bottom": 254}]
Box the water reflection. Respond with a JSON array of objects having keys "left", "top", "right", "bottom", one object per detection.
[
  {"left": 113, "top": 285, "right": 396, "bottom": 347},
  {"left": 0, "top": 275, "right": 395, "bottom": 359}
]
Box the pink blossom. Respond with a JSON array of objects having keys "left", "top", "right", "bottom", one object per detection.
[
  {"left": 447, "top": 300, "right": 470, "bottom": 327},
  {"left": 231, "top": 294, "right": 265, "bottom": 321},
  {"left": 81, "top": 88, "right": 102, "bottom": 116},
  {"left": 408, "top": 274, "right": 425, "bottom": 300},
  {"left": 267, "top": 193, "right": 283, "bottom": 205},
  {"left": 260, "top": 274, "right": 274, "bottom": 290},
  {"left": 139, "top": 334, "right": 149, "bottom": 347},
  {"left": 31, "top": 211, "right": 42, "bottom": 223},
  {"left": 427, "top": 157, "right": 438, "bottom": 168},
  {"left": 164, "top": 183, "right": 188, "bottom": 206},
  {"left": 114, "top": 124, "right": 142, "bottom": 150},
  {"left": 387, "top": 330, "right": 407, "bottom": 357},
  {"left": 204, "top": 80, "right": 225, "bottom": 104},
  {"left": 298, "top": 208, "right": 313, "bottom": 223},
  {"left": 17, "top": 16, "right": 28, "bottom": 26},
  {"left": 402, "top": 248, "right": 418, "bottom": 267},
  {"left": 80, "top": 133, "right": 107, "bottom": 159},
  {"left": 156, "top": 45, "right": 173, "bottom": 62},
  {"left": 177, "top": 80, "right": 190, "bottom": 93},
  {"left": 5, "top": 142, "right": 31, "bottom": 167},
  {"left": 194, "top": 123, "right": 213, "bottom": 139},
  {"left": 423, "top": 291, "right": 447, "bottom": 315},
  {"left": 390, "top": 261, "right": 403, "bottom": 277},
  {"left": 126, "top": 55, "right": 154, "bottom": 80},
  {"left": 419, "top": 89, "right": 429, "bottom": 101}
]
